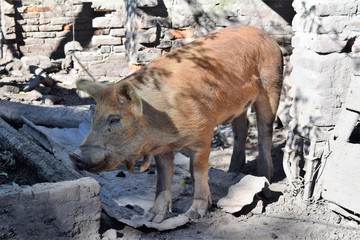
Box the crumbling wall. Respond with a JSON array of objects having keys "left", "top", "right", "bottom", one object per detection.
[
  {"left": 1, "top": 0, "right": 294, "bottom": 78},
  {"left": 0, "top": 177, "right": 101, "bottom": 240},
  {"left": 284, "top": 0, "right": 360, "bottom": 194}
]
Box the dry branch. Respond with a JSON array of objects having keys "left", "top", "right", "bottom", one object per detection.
[
  {"left": 0, "top": 100, "right": 89, "bottom": 128},
  {"left": 0, "top": 117, "right": 81, "bottom": 182}
]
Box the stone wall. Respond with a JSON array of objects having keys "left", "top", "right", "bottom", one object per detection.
[
  {"left": 0, "top": 177, "right": 101, "bottom": 240},
  {"left": 1, "top": 0, "right": 294, "bottom": 79},
  {"left": 284, "top": 0, "right": 360, "bottom": 187}
]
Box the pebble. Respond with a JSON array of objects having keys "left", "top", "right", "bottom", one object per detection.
[{"left": 42, "top": 95, "right": 62, "bottom": 105}]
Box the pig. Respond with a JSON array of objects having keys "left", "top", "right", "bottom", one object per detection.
[{"left": 70, "top": 26, "right": 283, "bottom": 223}]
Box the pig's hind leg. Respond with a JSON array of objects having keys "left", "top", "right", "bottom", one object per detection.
[
  {"left": 253, "top": 85, "right": 281, "bottom": 181},
  {"left": 228, "top": 112, "right": 249, "bottom": 173},
  {"left": 146, "top": 152, "right": 174, "bottom": 223}
]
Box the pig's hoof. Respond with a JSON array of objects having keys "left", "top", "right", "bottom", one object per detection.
[
  {"left": 145, "top": 211, "right": 166, "bottom": 223},
  {"left": 185, "top": 207, "right": 206, "bottom": 220},
  {"left": 185, "top": 199, "right": 208, "bottom": 220},
  {"left": 146, "top": 190, "right": 172, "bottom": 223}
]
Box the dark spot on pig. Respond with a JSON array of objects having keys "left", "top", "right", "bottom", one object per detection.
[
  {"left": 133, "top": 66, "right": 172, "bottom": 91},
  {"left": 142, "top": 100, "right": 179, "bottom": 135}
]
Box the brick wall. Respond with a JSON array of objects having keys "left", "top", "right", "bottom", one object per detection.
[{"left": 1, "top": 0, "right": 294, "bottom": 78}]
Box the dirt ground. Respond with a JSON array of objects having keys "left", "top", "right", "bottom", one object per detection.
[{"left": 1, "top": 72, "right": 359, "bottom": 240}]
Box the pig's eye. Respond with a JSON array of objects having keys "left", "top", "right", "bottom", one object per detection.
[{"left": 108, "top": 115, "right": 121, "bottom": 125}]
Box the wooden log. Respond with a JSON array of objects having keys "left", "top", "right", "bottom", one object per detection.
[
  {"left": 0, "top": 100, "right": 89, "bottom": 128},
  {"left": 0, "top": 117, "right": 81, "bottom": 182}
]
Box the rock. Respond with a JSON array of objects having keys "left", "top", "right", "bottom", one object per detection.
[
  {"left": 24, "top": 89, "right": 43, "bottom": 100},
  {"left": 42, "top": 95, "right": 63, "bottom": 105},
  {"left": 138, "top": 27, "right": 158, "bottom": 44},
  {"left": 12, "top": 59, "right": 24, "bottom": 71},
  {"left": 217, "top": 175, "right": 269, "bottom": 213},
  {"left": 9, "top": 70, "right": 23, "bottom": 77},
  {"left": 102, "top": 229, "right": 118, "bottom": 240}
]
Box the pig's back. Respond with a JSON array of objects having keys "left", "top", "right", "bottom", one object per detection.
[{"left": 130, "top": 26, "right": 282, "bottom": 134}]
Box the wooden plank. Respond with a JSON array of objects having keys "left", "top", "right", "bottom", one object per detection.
[
  {"left": 0, "top": 100, "right": 89, "bottom": 128},
  {"left": 321, "top": 141, "right": 360, "bottom": 214},
  {"left": 0, "top": 117, "right": 81, "bottom": 182}
]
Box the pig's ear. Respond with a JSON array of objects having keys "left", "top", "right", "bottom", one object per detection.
[
  {"left": 76, "top": 78, "right": 105, "bottom": 99},
  {"left": 118, "top": 83, "right": 143, "bottom": 116}
]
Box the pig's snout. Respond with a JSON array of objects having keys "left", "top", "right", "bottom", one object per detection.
[{"left": 69, "top": 149, "right": 86, "bottom": 170}]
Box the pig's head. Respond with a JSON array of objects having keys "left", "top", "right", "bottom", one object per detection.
[{"left": 70, "top": 78, "right": 148, "bottom": 172}]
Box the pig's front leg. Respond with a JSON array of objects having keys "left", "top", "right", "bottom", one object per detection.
[
  {"left": 146, "top": 152, "right": 174, "bottom": 223},
  {"left": 186, "top": 145, "right": 212, "bottom": 219}
]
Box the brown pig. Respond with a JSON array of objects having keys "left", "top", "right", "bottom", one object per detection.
[{"left": 70, "top": 26, "right": 283, "bottom": 223}]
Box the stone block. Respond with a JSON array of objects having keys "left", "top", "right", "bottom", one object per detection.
[
  {"left": 157, "top": 40, "right": 172, "bottom": 49},
  {"left": 107, "top": 52, "right": 127, "bottom": 61},
  {"left": 137, "top": 48, "right": 162, "bottom": 63},
  {"left": 39, "top": 24, "right": 64, "bottom": 32},
  {"left": 74, "top": 52, "right": 104, "bottom": 62},
  {"left": 91, "top": 1, "right": 124, "bottom": 11},
  {"left": 22, "top": 12, "right": 40, "bottom": 20},
  {"left": 347, "top": 15, "right": 360, "bottom": 32},
  {"left": 19, "top": 45, "right": 30, "bottom": 54},
  {"left": 137, "top": 15, "right": 159, "bottom": 29},
  {"left": 27, "top": 31, "right": 57, "bottom": 38},
  {"left": 39, "top": 17, "right": 51, "bottom": 25},
  {"left": 93, "top": 13, "right": 124, "bottom": 28},
  {"left": 292, "top": 14, "right": 350, "bottom": 34},
  {"left": 44, "top": 38, "right": 63, "bottom": 46},
  {"left": 110, "top": 28, "right": 125, "bottom": 37},
  {"left": 23, "top": 25, "right": 39, "bottom": 32},
  {"left": 292, "top": 33, "right": 347, "bottom": 53},
  {"left": 289, "top": 88, "right": 342, "bottom": 127},
  {"left": 91, "top": 36, "right": 123, "bottom": 46},
  {"left": 113, "top": 45, "right": 126, "bottom": 53},
  {"left": 311, "top": 1, "right": 358, "bottom": 17},
  {"left": 0, "top": 177, "right": 101, "bottom": 240},
  {"left": 85, "top": 63, "right": 110, "bottom": 77},
  {"left": 51, "top": 17, "right": 73, "bottom": 25},
  {"left": 138, "top": 27, "right": 158, "bottom": 44},
  {"left": 2, "top": 1, "right": 15, "bottom": 15},
  {"left": 25, "top": 6, "right": 51, "bottom": 13},
  {"left": 100, "top": 45, "right": 112, "bottom": 53},
  {"left": 170, "top": 4, "right": 195, "bottom": 29},
  {"left": 24, "top": 38, "right": 45, "bottom": 45},
  {"left": 290, "top": 49, "right": 347, "bottom": 75},
  {"left": 262, "top": 24, "right": 293, "bottom": 35}
]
